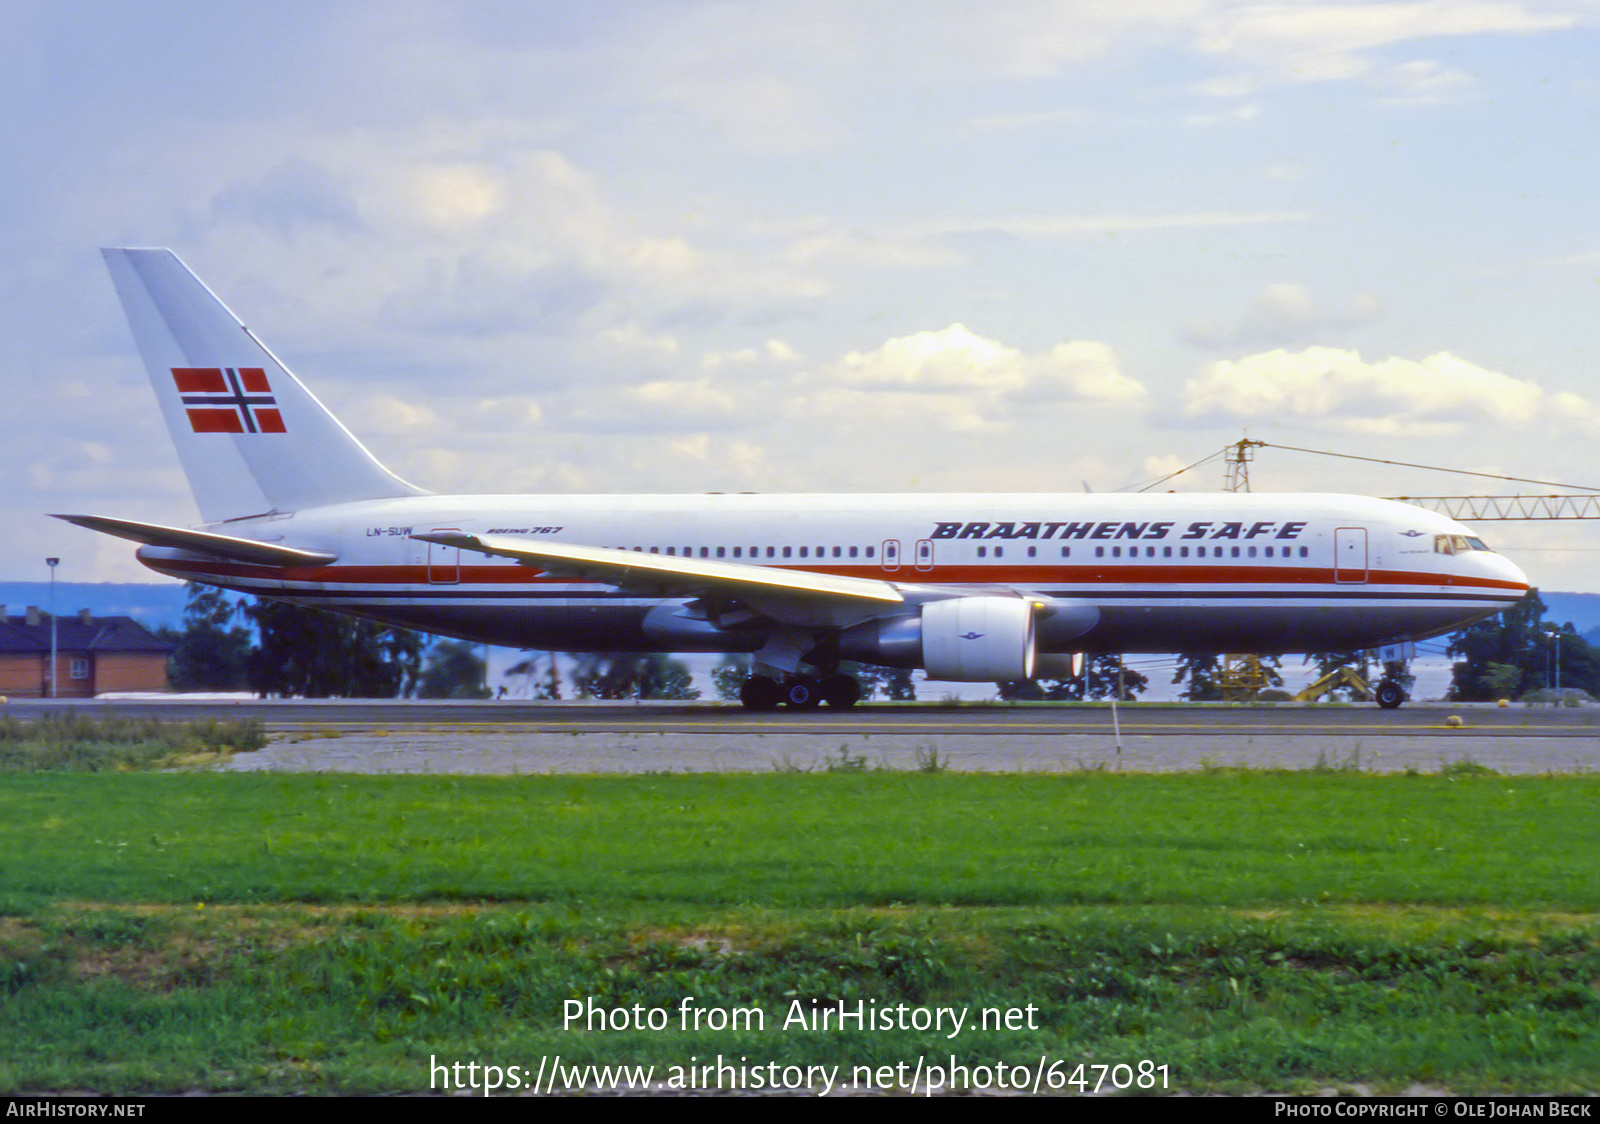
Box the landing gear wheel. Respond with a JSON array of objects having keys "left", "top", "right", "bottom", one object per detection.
[
  {"left": 1375, "top": 681, "right": 1405, "bottom": 710},
  {"left": 782, "top": 678, "right": 823, "bottom": 709},
  {"left": 818, "top": 673, "right": 862, "bottom": 709},
  {"left": 739, "top": 675, "right": 783, "bottom": 712}
]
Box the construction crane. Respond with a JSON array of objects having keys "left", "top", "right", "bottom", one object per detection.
[
  {"left": 1139, "top": 438, "right": 1598, "bottom": 704},
  {"left": 1233, "top": 440, "right": 1600, "bottom": 519},
  {"left": 1386, "top": 496, "right": 1600, "bottom": 520},
  {"left": 1208, "top": 439, "right": 1600, "bottom": 701},
  {"left": 1219, "top": 440, "right": 1273, "bottom": 701}
]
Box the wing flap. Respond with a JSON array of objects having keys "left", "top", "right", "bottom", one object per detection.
[
  {"left": 412, "top": 531, "right": 904, "bottom": 606},
  {"left": 53, "top": 514, "right": 337, "bottom": 567}
]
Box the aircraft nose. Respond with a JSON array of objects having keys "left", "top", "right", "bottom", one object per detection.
[{"left": 1491, "top": 552, "right": 1531, "bottom": 596}]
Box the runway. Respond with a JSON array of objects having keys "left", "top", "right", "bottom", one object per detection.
[{"left": 11, "top": 697, "right": 1599, "bottom": 775}]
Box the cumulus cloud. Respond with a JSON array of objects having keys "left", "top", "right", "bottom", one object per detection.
[
  {"left": 1180, "top": 346, "right": 1592, "bottom": 434},
  {"left": 121, "top": 120, "right": 839, "bottom": 384},
  {"left": 1181, "top": 284, "right": 1385, "bottom": 350},
  {"left": 830, "top": 324, "right": 1146, "bottom": 408}
]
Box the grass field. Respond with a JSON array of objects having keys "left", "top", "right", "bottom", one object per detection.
[{"left": 1, "top": 721, "right": 1597, "bottom": 1095}]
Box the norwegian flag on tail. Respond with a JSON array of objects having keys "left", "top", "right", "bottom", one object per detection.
[{"left": 171, "top": 367, "right": 286, "bottom": 433}]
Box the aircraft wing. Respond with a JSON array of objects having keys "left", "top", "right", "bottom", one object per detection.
[
  {"left": 412, "top": 531, "right": 905, "bottom": 607},
  {"left": 53, "top": 514, "right": 338, "bottom": 568}
]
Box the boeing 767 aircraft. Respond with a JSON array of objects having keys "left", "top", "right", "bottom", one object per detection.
[{"left": 56, "top": 249, "right": 1529, "bottom": 710}]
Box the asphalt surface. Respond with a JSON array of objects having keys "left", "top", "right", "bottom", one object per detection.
[{"left": 9, "top": 696, "right": 1599, "bottom": 775}]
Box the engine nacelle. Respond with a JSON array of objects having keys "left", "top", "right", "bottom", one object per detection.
[
  {"left": 920, "top": 596, "right": 1036, "bottom": 681},
  {"left": 839, "top": 596, "right": 1036, "bottom": 681}
]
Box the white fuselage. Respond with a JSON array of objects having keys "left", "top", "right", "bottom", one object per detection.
[{"left": 135, "top": 490, "right": 1528, "bottom": 663}]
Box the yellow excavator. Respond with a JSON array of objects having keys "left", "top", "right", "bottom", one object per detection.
[{"left": 1295, "top": 666, "right": 1406, "bottom": 708}]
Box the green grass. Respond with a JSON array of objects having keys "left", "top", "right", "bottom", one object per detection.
[
  {"left": 0, "top": 713, "right": 265, "bottom": 772},
  {"left": 2, "top": 768, "right": 1598, "bottom": 1094},
  {"left": 3, "top": 771, "right": 1596, "bottom": 909}
]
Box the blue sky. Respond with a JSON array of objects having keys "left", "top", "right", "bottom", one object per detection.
[{"left": 9, "top": 0, "right": 1600, "bottom": 591}]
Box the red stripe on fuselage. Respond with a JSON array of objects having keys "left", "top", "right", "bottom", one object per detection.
[{"left": 138, "top": 555, "right": 1528, "bottom": 595}]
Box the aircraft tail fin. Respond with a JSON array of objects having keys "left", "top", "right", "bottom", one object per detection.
[{"left": 101, "top": 248, "right": 425, "bottom": 523}]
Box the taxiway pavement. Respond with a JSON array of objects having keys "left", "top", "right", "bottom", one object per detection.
[{"left": 9, "top": 697, "right": 1597, "bottom": 775}]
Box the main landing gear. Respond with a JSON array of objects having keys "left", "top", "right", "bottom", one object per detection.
[{"left": 739, "top": 673, "right": 861, "bottom": 711}]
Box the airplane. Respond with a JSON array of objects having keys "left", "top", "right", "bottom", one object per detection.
[{"left": 55, "top": 248, "right": 1530, "bottom": 711}]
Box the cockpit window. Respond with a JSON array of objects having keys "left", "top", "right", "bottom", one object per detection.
[{"left": 1435, "top": 534, "right": 1493, "bottom": 555}]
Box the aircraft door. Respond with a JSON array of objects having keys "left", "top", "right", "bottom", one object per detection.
[
  {"left": 881, "top": 539, "right": 901, "bottom": 572},
  {"left": 915, "top": 539, "right": 935, "bottom": 572},
  {"left": 1334, "top": 527, "right": 1368, "bottom": 583},
  {"left": 428, "top": 527, "right": 461, "bottom": 584}
]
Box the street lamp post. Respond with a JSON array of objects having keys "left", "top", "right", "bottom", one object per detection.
[{"left": 46, "top": 557, "right": 59, "bottom": 699}]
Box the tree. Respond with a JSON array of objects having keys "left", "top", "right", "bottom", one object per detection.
[
  {"left": 243, "top": 600, "right": 423, "bottom": 698},
  {"left": 712, "top": 654, "right": 751, "bottom": 700},
  {"left": 506, "top": 653, "right": 562, "bottom": 699},
  {"left": 998, "top": 655, "right": 1147, "bottom": 702},
  {"left": 1443, "top": 590, "right": 1600, "bottom": 701},
  {"left": 568, "top": 653, "right": 700, "bottom": 700},
  {"left": 1446, "top": 590, "right": 1551, "bottom": 701},
  {"left": 1548, "top": 626, "right": 1600, "bottom": 698},
  {"left": 857, "top": 665, "right": 916, "bottom": 701},
  {"left": 1171, "top": 653, "right": 1223, "bottom": 701},
  {"left": 166, "top": 583, "right": 251, "bottom": 691},
  {"left": 417, "top": 640, "right": 492, "bottom": 699}
]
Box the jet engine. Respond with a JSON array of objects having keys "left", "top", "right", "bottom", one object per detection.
[{"left": 838, "top": 595, "right": 1038, "bottom": 682}]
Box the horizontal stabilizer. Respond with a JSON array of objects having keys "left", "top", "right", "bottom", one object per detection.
[
  {"left": 413, "top": 531, "right": 904, "bottom": 605},
  {"left": 53, "top": 514, "right": 337, "bottom": 567}
]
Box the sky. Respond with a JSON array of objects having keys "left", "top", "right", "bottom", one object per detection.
[{"left": 8, "top": 0, "right": 1600, "bottom": 592}]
